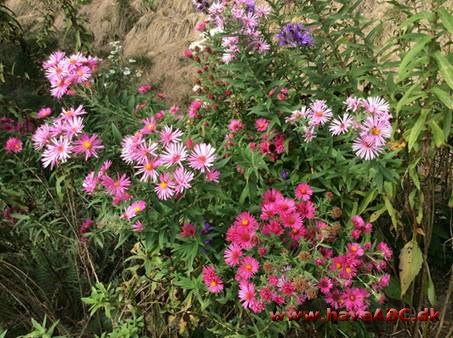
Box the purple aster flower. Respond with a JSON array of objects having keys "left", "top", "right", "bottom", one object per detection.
[
  {"left": 276, "top": 23, "right": 314, "bottom": 47},
  {"left": 192, "top": 0, "right": 211, "bottom": 12},
  {"left": 202, "top": 221, "right": 212, "bottom": 235},
  {"left": 280, "top": 169, "right": 289, "bottom": 180}
]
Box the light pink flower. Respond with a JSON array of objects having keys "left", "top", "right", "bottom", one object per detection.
[
  {"left": 188, "top": 143, "right": 216, "bottom": 172},
  {"left": 41, "top": 137, "right": 72, "bottom": 169}
]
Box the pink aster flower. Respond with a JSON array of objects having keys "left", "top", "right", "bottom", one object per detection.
[
  {"left": 228, "top": 119, "right": 244, "bottom": 133},
  {"left": 303, "top": 126, "right": 316, "bottom": 142},
  {"left": 329, "top": 113, "right": 353, "bottom": 135},
  {"left": 346, "top": 242, "right": 364, "bottom": 257},
  {"left": 141, "top": 117, "right": 157, "bottom": 134},
  {"left": 188, "top": 143, "right": 216, "bottom": 172},
  {"left": 62, "top": 116, "right": 84, "bottom": 138},
  {"left": 37, "top": 107, "right": 53, "bottom": 119},
  {"left": 172, "top": 167, "right": 194, "bottom": 194},
  {"left": 137, "top": 84, "right": 152, "bottom": 94},
  {"left": 180, "top": 223, "right": 196, "bottom": 238},
  {"left": 255, "top": 118, "right": 269, "bottom": 132},
  {"left": 73, "top": 133, "right": 103, "bottom": 160},
  {"left": 161, "top": 142, "right": 187, "bottom": 167},
  {"left": 43, "top": 51, "right": 66, "bottom": 69},
  {"left": 361, "top": 116, "right": 392, "bottom": 145},
  {"left": 159, "top": 126, "right": 183, "bottom": 147},
  {"left": 50, "top": 78, "right": 70, "bottom": 98},
  {"left": 344, "top": 96, "right": 361, "bottom": 112},
  {"left": 120, "top": 134, "right": 144, "bottom": 164},
  {"left": 281, "top": 281, "right": 295, "bottom": 296},
  {"left": 155, "top": 173, "right": 175, "bottom": 200},
  {"left": 205, "top": 169, "right": 220, "bottom": 183},
  {"left": 122, "top": 200, "right": 146, "bottom": 220},
  {"left": 134, "top": 140, "right": 159, "bottom": 165},
  {"left": 202, "top": 265, "right": 224, "bottom": 293},
  {"left": 135, "top": 158, "right": 161, "bottom": 183},
  {"left": 238, "top": 256, "right": 259, "bottom": 280},
  {"left": 41, "top": 137, "right": 72, "bottom": 169},
  {"left": 101, "top": 174, "right": 131, "bottom": 197},
  {"left": 376, "top": 242, "right": 393, "bottom": 260},
  {"left": 362, "top": 96, "right": 390, "bottom": 117},
  {"left": 352, "top": 135, "right": 383, "bottom": 160},
  {"left": 238, "top": 281, "right": 256, "bottom": 309},
  {"left": 83, "top": 171, "right": 98, "bottom": 194},
  {"left": 4, "top": 137, "right": 23, "bottom": 154},
  {"left": 343, "top": 288, "right": 369, "bottom": 312},
  {"left": 295, "top": 183, "right": 313, "bottom": 201},
  {"left": 224, "top": 243, "right": 243, "bottom": 267},
  {"left": 225, "top": 225, "right": 256, "bottom": 250},
  {"left": 318, "top": 277, "right": 333, "bottom": 294},
  {"left": 60, "top": 105, "right": 87, "bottom": 120},
  {"left": 132, "top": 221, "right": 144, "bottom": 233},
  {"left": 308, "top": 100, "right": 332, "bottom": 126}
]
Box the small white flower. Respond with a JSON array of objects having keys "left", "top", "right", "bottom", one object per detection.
[{"left": 128, "top": 59, "right": 136, "bottom": 63}]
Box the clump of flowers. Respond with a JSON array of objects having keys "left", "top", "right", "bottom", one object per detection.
[
  {"left": 203, "top": 184, "right": 392, "bottom": 314},
  {"left": 192, "top": 0, "right": 211, "bottom": 12},
  {"left": 286, "top": 96, "right": 392, "bottom": 160},
  {"left": 225, "top": 117, "right": 286, "bottom": 161},
  {"left": 276, "top": 23, "right": 314, "bottom": 47},
  {"left": 119, "top": 112, "right": 218, "bottom": 201},
  {"left": 32, "top": 105, "right": 104, "bottom": 169},
  {"left": 42, "top": 51, "right": 99, "bottom": 98}
]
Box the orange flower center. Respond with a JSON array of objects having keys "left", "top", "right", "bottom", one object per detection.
[
  {"left": 314, "top": 111, "right": 324, "bottom": 117},
  {"left": 351, "top": 246, "right": 357, "bottom": 252},
  {"left": 336, "top": 263, "right": 342, "bottom": 270},
  {"left": 82, "top": 140, "right": 92, "bottom": 149},
  {"left": 345, "top": 266, "right": 352, "bottom": 274},
  {"left": 114, "top": 181, "right": 120, "bottom": 187},
  {"left": 349, "top": 295, "right": 356, "bottom": 301},
  {"left": 210, "top": 280, "right": 218, "bottom": 287},
  {"left": 371, "top": 127, "right": 381, "bottom": 136},
  {"left": 245, "top": 264, "right": 253, "bottom": 272},
  {"left": 145, "top": 163, "right": 154, "bottom": 170},
  {"left": 241, "top": 219, "right": 249, "bottom": 226},
  {"left": 160, "top": 182, "right": 168, "bottom": 189}
]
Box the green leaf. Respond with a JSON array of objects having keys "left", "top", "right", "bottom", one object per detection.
[
  {"left": 425, "top": 262, "right": 436, "bottom": 306},
  {"left": 428, "top": 120, "right": 444, "bottom": 147},
  {"left": 111, "top": 122, "right": 122, "bottom": 142},
  {"left": 431, "top": 87, "right": 453, "bottom": 109},
  {"left": 397, "top": 36, "right": 432, "bottom": 82},
  {"left": 434, "top": 51, "right": 453, "bottom": 89},
  {"left": 399, "top": 239, "right": 423, "bottom": 297},
  {"left": 55, "top": 175, "right": 66, "bottom": 203},
  {"left": 443, "top": 110, "right": 452, "bottom": 141},
  {"left": 357, "top": 189, "right": 377, "bottom": 214},
  {"left": 438, "top": 7, "right": 453, "bottom": 33},
  {"left": 407, "top": 109, "right": 429, "bottom": 151},
  {"left": 408, "top": 161, "right": 420, "bottom": 190},
  {"left": 383, "top": 196, "right": 398, "bottom": 229}
]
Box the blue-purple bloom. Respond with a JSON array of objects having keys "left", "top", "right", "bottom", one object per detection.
[
  {"left": 202, "top": 221, "right": 212, "bottom": 235},
  {"left": 192, "top": 0, "right": 210, "bottom": 12},
  {"left": 276, "top": 23, "right": 314, "bottom": 47},
  {"left": 280, "top": 169, "right": 289, "bottom": 180}
]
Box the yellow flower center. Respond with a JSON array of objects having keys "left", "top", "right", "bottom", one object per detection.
[
  {"left": 371, "top": 127, "right": 381, "bottom": 136},
  {"left": 336, "top": 263, "right": 342, "bottom": 270},
  {"left": 82, "top": 140, "right": 92, "bottom": 149},
  {"left": 241, "top": 219, "right": 249, "bottom": 226},
  {"left": 133, "top": 207, "right": 140, "bottom": 213},
  {"left": 145, "top": 163, "right": 153, "bottom": 170},
  {"left": 345, "top": 266, "right": 352, "bottom": 274},
  {"left": 160, "top": 182, "right": 168, "bottom": 189}
]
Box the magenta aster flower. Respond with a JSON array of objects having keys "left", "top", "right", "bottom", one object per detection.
[
  {"left": 122, "top": 200, "right": 146, "bottom": 220},
  {"left": 4, "top": 137, "right": 23, "bottom": 154},
  {"left": 238, "top": 281, "right": 256, "bottom": 309},
  {"left": 255, "top": 118, "right": 269, "bottom": 132},
  {"left": 294, "top": 183, "right": 313, "bottom": 201},
  {"left": 132, "top": 221, "right": 144, "bottom": 233},
  {"left": 343, "top": 288, "right": 369, "bottom": 312},
  {"left": 73, "top": 133, "right": 103, "bottom": 160},
  {"left": 202, "top": 265, "right": 224, "bottom": 293},
  {"left": 141, "top": 117, "right": 157, "bottom": 134},
  {"left": 228, "top": 119, "right": 244, "bottom": 133},
  {"left": 224, "top": 243, "right": 243, "bottom": 267},
  {"left": 155, "top": 173, "right": 175, "bottom": 200},
  {"left": 205, "top": 169, "right": 220, "bottom": 183},
  {"left": 41, "top": 137, "right": 72, "bottom": 169},
  {"left": 188, "top": 143, "right": 216, "bottom": 172},
  {"left": 180, "top": 223, "right": 196, "bottom": 238},
  {"left": 238, "top": 256, "right": 259, "bottom": 280},
  {"left": 318, "top": 277, "right": 333, "bottom": 294}
]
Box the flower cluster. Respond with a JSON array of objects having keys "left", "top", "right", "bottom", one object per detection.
[
  {"left": 192, "top": 0, "right": 211, "bottom": 12},
  {"left": 204, "top": 185, "right": 392, "bottom": 314},
  {"left": 120, "top": 115, "right": 218, "bottom": 201},
  {"left": 225, "top": 117, "right": 286, "bottom": 161},
  {"left": 286, "top": 96, "right": 392, "bottom": 160},
  {"left": 32, "top": 105, "right": 104, "bottom": 169},
  {"left": 204, "top": 0, "right": 271, "bottom": 63},
  {"left": 43, "top": 51, "right": 99, "bottom": 98},
  {"left": 276, "top": 23, "right": 314, "bottom": 47}
]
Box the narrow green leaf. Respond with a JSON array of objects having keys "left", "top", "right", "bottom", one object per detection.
[
  {"left": 428, "top": 120, "right": 444, "bottom": 147},
  {"left": 425, "top": 263, "right": 436, "bottom": 306},
  {"left": 434, "top": 51, "right": 453, "bottom": 89},
  {"left": 431, "top": 87, "right": 453, "bottom": 109},
  {"left": 443, "top": 110, "right": 452, "bottom": 141},
  {"left": 384, "top": 196, "right": 398, "bottom": 228},
  {"left": 438, "top": 7, "right": 453, "bottom": 33},
  {"left": 397, "top": 36, "right": 432, "bottom": 82},
  {"left": 407, "top": 109, "right": 429, "bottom": 151}
]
